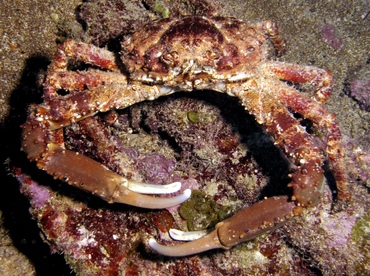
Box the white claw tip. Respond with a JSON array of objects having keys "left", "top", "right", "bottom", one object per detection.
[
  {"left": 170, "top": 189, "right": 191, "bottom": 207},
  {"left": 149, "top": 238, "right": 160, "bottom": 250},
  {"left": 169, "top": 228, "right": 209, "bottom": 241},
  {"left": 183, "top": 189, "right": 192, "bottom": 199},
  {"left": 126, "top": 181, "right": 182, "bottom": 194},
  {"left": 148, "top": 238, "right": 180, "bottom": 257}
]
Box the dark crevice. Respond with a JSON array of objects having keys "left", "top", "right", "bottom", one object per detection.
[{"left": 1, "top": 56, "right": 74, "bottom": 276}]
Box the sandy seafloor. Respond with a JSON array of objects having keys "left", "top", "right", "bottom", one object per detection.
[{"left": 0, "top": 0, "right": 369, "bottom": 275}]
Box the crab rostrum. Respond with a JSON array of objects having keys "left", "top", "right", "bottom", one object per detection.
[{"left": 22, "top": 16, "right": 349, "bottom": 256}]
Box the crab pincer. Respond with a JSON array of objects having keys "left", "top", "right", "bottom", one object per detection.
[
  {"left": 149, "top": 196, "right": 296, "bottom": 256},
  {"left": 22, "top": 114, "right": 191, "bottom": 209}
]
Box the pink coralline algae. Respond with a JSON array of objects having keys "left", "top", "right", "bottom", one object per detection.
[
  {"left": 137, "top": 155, "right": 176, "bottom": 184},
  {"left": 342, "top": 134, "right": 370, "bottom": 186},
  {"left": 346, "top": 72, "right": 370, "bottom": 111},
  {"left": 321, "top": 25, "right": 343, "bottom": 51},
  {"left": 14, "top": 168, "right": 51, "bottom": 208}
]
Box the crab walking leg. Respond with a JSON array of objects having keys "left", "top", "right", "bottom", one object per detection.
[
  {"left": 149, "top": 196, "right": 296, "bottom": 256},
  {"left": 21, "top": 81, "right": 192, "bottom": 208},
  {"left": 229, "top": 80, "right": 328, "bottom": 206},
  {"left": 37, "top": 82, "right": 178, "bottom": 130},
  {"left": 263, "top": 62, "right": 333, "bottom": 103},
  {"left": 273, "top": 80, "right": 349, "bottom": 201},
  {"left": 44, "top": 39, "right": 120, "bottom": 99},
  {"left": 262, "top": 64, "right": 349, "bottom": 201},
  {"left": 49, "top": 39, "right": 119, "bottom": 72},
  {"left": 45, "top": 70, "right": 129, "bottom": 92},
  {"left": 257, "top": 20, "right": 286, "bottom": 55}
]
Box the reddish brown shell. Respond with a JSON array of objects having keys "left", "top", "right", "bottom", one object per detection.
[{"left": 120, "top": 16, "right": 267, "bottom": 84}]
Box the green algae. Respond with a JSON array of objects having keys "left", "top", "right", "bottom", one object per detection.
[
  {"left": 352, "top": 212, "right": 370, "bottom": 242},
  {"left": 152, "top": 1, "right": 170, "bottom": 18},
  {"left": 179, "top": 190, "right": 232, "bottom": 231},
  {"left": 352, "top": 211, "right": 370, "bottom": 274},
  {"left": 187, "top": 111, "right": 200, "bottom": 123}
]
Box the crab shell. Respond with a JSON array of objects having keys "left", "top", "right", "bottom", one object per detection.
[{"left": 121, "top": 16, "right": 274, "bottom": 87}]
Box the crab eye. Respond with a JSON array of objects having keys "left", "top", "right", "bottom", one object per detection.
[
  {"left": 143, "top": 47, "right": 169, "bottom": 72},
  {"left": 204, "top": 50, "right": 215, "bottom": 60},
  {"left": 146, "top": 48, "right": 162, "bottom": 62},
  {"left": 194, "top": 38, "right": 203, "bottom": 46},
  {"left": 246, "top": 46, "right": 255, "bottom": 53},
  {"left": 160, "top": 51, "right": 179, "bottom": 66},
  {"left": 181, "top": 38, "right": 190, "bottom": 46},
  {"left": 161, "top": 53, "right": 172, "bottom": 61}
]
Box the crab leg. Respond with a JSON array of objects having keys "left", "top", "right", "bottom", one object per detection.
[
  {"left": 263, "top": 62, "right": 333, "bottom": 103},
  {"left": 45, "top": 70, "right": 129, "bottom": 93},
  {"left": 23, "top": 38, "right": 192, "bottom": 209},
  {"left": 227, "top": 79, "right": 329, "bottom": 206},
  {"left": 22, "top": 120, "right": 190, "bottom": 208},
  {"left": 273, "top": 80, "right": 349, "bottom": 201},
  {"left": 48, "top": 39, "right": 119, "bottom": 73},
  {"left": 149, "top": 196, "right": 296, "bottom": 256},
  {"left": 43, "top": 148, "right": 190, "bottom": 208},
  {"left": 44, "top": 39, "right": 120, "bottom": 99},
  {"left": 39, "top": 80, "right": 177, "bottom": 130},
  {"left": 261, "top": 63, "right": 349, "bottom": 201},
  {"left": 22, "top": 77, "right": 192, "bottom": 208},
  {"left": 149, "top": 74, "right": 335, "bottom": 253},
  {"left": 257, "top": 20, "right": 286, "bottom": 55}
]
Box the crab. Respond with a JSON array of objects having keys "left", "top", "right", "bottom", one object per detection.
[{"left": 21, "top": 16, "right": 350, "bottom": 257}]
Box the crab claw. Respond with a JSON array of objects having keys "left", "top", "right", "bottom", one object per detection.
[
  {"left": 149, "top": 196, "right": 296, "bottom": 256},
  {"left": 42, "top": 148, "right": 192, "bottom": 209},
  {"left": 22, "top": 116, "right": 191, "bottom": 209}
]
